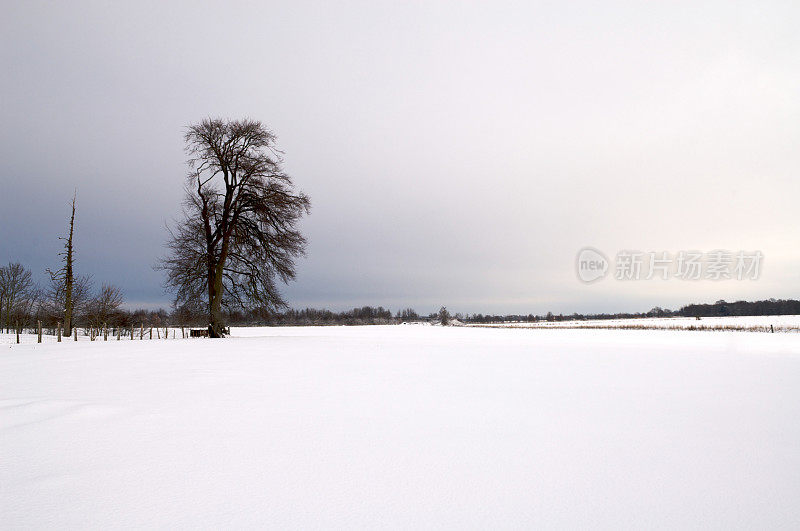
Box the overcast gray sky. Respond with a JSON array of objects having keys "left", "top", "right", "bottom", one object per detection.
[{"left": 2, "top": 1, "right": 798, "bottom": 315}]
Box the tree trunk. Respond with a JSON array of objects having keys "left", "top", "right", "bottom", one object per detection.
[
  {"left": 63, "top": 196, "right": 76, "bottom": 337},
  {"left": 207, "top": 265, "right": 225, "bottom": 338}
]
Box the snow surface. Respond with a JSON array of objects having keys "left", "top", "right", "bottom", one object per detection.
[
  {"left": 2, "top": 325, "right": 800, "bottom": 528},
  {"left": 481, "top": 314, "right": 800, "bottom": 331}
]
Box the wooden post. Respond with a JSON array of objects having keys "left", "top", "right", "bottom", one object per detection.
[
  {"left": 103, "top": 323, "right": 107, "bottom": 341},
  {"left": 57, "top": 322, "right": 62, "bottom": 342},
  {"left": 149, "top": 327, "right": 153, "bottom": 340},
  {"left": 181, "top": 326, "right": 185, "bottom": 339},
  {"left": 771, "top": 324, "right": 775, "bottom": 333},
  {"left": 165, "top": 327, "right": 168, "bottom": 340},
  {"left": 16, "top": 322, "right": 20, "bottom": 344},
  {"left": 140, "top": 324, "right": 144, "bottom": 340},
  {"left": 157, "top": 328, "right": 161, "bottom": 339},
  {"left": 38, "top": 321, "right": 42, "bottom": 343},
  {"left": 117, "top": 327, "right": 121, "bottom": 340},
  {"left": 74, "top": 328, "right": 78, "bottom": 341},
  {"left": 130, "top": 325, "right": 134, "bottom": 340}
]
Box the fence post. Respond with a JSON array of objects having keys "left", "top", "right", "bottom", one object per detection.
[
  {"left": 165, "top": 327, "right": 168, "bottom": 340},
  {"left": 150, "top": 327, "right": 153, "bottom": 340},
  {"left": 16, "top": 322, "right": 20, "bottom": 344},
  {"left": 104, "top": 323, "right": 108, "bottom": 341},
  {"left": 181, "top": 326, "right": 185, "bottom": 339},
  {"left": 117, "top": 327, "right": 121, "bottom": 340},
  {"left": 140, "top": 324, "right": 144, "bottom": 340},
  {"left": 130, "top": 325, "right": 134, "bottom": 340},
  {"left": 74, "top": 328, "right": 78, "bottom": 341},
  {"left": 38, "top": 321, "right": 42, "bottom": 343},
  {"left": 57, "top": 322, "right": 62, "bottom": 342}
]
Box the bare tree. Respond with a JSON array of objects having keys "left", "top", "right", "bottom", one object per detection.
[
  {"left": 438, "top": 306, "right": 451, "bottom": 326},
  {"left": 87, "top": 284, "right": 124, "bottom": 326},
  {"left": 0, "top": 267, "right": 5, "bottom": 332},
  {"left": 0, "top": 263, "right": 35, "bottom": 332},
  {"left": 44, "top": 273, "right": 92, "bottom": 328},
  {"left": 47, "top": 194, "right": 77, "bottom": 336},
  {"left": 158, "top": 118, "right": 311, "bottom": 337}
]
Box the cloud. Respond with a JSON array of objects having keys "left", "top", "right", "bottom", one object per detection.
[{"left": 2, "top": 1, "right": 799, "bottom": 314}]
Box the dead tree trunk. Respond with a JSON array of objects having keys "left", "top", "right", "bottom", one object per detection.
[{"left": 63, "top": 196, "right": 76, "bottom": 337}]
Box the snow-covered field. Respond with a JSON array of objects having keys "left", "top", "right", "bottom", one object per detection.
[
  {"left": 2, "top": 325, "right": 799, "bottom": 528},
  {"left": 477, "top": 314, "right": 800, "bottom": 331}
]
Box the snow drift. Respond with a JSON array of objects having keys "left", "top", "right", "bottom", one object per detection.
[{"left": 2, "top": 326, "right": 799, "bottom": 528}]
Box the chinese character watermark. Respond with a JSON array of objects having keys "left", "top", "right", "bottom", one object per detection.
[{"left": 575, "top": 248, "right": 763, "bottom": 283}]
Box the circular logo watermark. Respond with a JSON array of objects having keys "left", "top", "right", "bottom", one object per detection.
[{"left": 576, "top": 247, "right": 609, "bottom": 283}]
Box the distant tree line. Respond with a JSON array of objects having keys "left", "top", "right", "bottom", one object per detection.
[
  {"left": 7, "top": 294, "right": 800, "bottom": 333},
  {"left": 462, "top": 308, "right": 673, "bottom": 324},
  {"left": 678, "top": 299, "right": 800, "bottom": 318},
  {"left": 208, "top": 306, "right": 397, "bottom": 326},
  {"left": 461, "top": 299, "right": 800, "bottom": 323}
]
